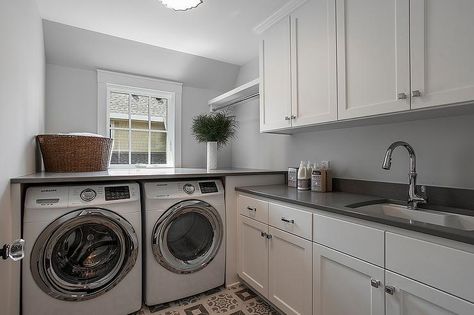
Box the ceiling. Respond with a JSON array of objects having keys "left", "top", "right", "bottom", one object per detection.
[{"left": 35, "top": 0, "right": 289, "bottom": 65}]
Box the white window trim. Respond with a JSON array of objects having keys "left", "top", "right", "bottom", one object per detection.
[{"left": 97, "top": 69, "right": 182, "bottom": 167}]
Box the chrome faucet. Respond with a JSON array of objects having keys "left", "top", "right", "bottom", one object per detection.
[{"left": 382, "top": 141, "right": 427, "bottom": 209}]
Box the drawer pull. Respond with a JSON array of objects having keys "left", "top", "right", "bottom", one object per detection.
[
  {"left": 370, "top": 279, "right": 381, "bottom": 288},
  {"left": 247, "top": 206, "right": 257, "bottom": 212},
  {"left": 281, "top": 217, "right": 295, "bottom": 224},
  {"left": 385, "top": 286, "right": 395, "bottom": 295}
]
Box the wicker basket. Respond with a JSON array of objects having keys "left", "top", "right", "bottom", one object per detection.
[{"left": 37, "top": 134, "right": 113, "bottom": 172}]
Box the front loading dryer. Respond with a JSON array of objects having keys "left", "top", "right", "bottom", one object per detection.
[
  {"left": 143, "top": 180, "right": 225, "bottom": 306},
  {"left": 22, "top": 183, "right": 142, "bottom": 315}
]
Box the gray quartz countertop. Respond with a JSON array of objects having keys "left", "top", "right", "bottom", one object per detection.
[
  {"left": 236, "top": 185, "right": 474, "bottom": 245},
  {"left": 11, "top": 168, "right": 286, "bottom": 184}
]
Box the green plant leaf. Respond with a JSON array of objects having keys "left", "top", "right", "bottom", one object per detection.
[{"left": 191, "top": 112, "right": 238, "bottom": 149}]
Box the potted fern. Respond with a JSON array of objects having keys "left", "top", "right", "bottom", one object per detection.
[{"left": 192, "top": 112, "right": 237, "bottom": 170}]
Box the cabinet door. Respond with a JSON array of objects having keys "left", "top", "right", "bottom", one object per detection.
[
  {"left": 410, "top": 0, "right": 474, "bottom": 109},
  {"left": 386, "top": 271, "right": 474, "bottom": 315},
  {"left": 290, "top": 0, "right": 337, "bottom": 126},
  {"left": 238, "top": 215, "right": 269, "bottom": 297},
  {"left": 260, "top": 16, "right": 292, "bottom": 132},
  {"left": 268, "top": 227, "right": 312, "bottom": 315},
  {"left": 313, "top": 244, "right": 385, "bottom": 315},
  {"left": 336, "top": 0, "right": 410, "bottom": 119}
]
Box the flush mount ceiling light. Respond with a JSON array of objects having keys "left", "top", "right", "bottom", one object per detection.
[{"left": 159, "top": 0, "right": 203, "bottom": 11}]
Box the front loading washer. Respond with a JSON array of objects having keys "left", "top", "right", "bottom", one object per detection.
[
  {"left": 143, "top": 180, "right": 225, "bottom": 306},
  {"left": 23, "top": 183, "right": 142, "bottom": 315}
]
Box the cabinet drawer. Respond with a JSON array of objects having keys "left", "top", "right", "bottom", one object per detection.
[
  {"left": 238, "top": 195, "right": 269, "bottom": 224},
  {"left": 386, "top": 232, "right": 474, "bottom": 303},
  {"left": 269, "top": 203, "right": 312, "bottom": 240},
  {"left": 313, "top": 214, "right": 384, "bottom": 267}
]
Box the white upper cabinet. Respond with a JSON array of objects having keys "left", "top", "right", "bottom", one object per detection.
[
  {"left": 260, "top": 16, "right": 292, "bottom": 132},
  {"left": 290, "top": 0, "right": 337, "bottom": 126},
  {"left": 336, "top": 0, "right": 411, "bottom": 119},
  {"left": 259, "top": 0, "right": 474, "bottom": 131},
  {"left": 410, "top": 0, "right": 474, "bottom": 109},
  {"left": 385, "top": 271, "right": 474, "bottom": 315}
]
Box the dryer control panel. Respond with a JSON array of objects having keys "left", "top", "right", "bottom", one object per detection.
[
  {"left": 199, "top": 182, "right": 218, "bottom": 194},
  {"left": 144, "top": 180, "right": 223, "bottom": 199}
]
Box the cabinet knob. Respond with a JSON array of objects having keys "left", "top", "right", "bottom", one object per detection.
[
  {"left": 260, "top": 231, "right": 267, "bottom": 238},
  {"left": 385, "top": 286, "right": 396, "bottom": 295},
  {"left": 290, "top": 115, "right": 296, "bottom": 119},
  {"left": 284, "top": 116, "right": 291, "bottom": 121},
  {"left": 397, "top": 92, "right": 408, "bottom": 100},
  {"left": 370, "top": 279, "right": 381, "bottom": 288},
  {"left": 412, "top": 90, "right": 422, "bottom": 97}
]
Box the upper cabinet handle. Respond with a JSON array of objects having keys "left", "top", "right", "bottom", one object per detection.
[
  {"left": 412, "top": 90, "right": 422, "bottom": 97},
  {"left": 397, "top": 92, "right": 408, "bottom": 100},
  {"left": 370, "top": 279, "right": 381, "bottom": 288},
  {"left": 385, "top": 286, "right": 396, "bottom": 295}
]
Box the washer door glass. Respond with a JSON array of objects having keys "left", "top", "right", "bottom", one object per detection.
[
  {"left": 152, "top": 200, "right": 223, "bottom": 274},
  {"left": 31, "top": 209, "right": 138, "bottom": 301}
]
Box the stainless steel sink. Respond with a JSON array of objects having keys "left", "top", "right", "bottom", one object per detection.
[{"left": 347, "top": 202, "right": 474, "bottom": 231}]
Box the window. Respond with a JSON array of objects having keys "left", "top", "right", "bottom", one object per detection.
[
  {"left": 97, "top": 70, "right": 182, "bottom": 168},
  {"left": 108, "top": 86, "right": 173, "bottom": 166}
]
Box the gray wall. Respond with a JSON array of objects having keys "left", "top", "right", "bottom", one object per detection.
[
  {"left": 44, "top": 22, "right": 237, "bottom": 168},
  {"left": 0, "top": 0, "right": 45, "bottom": 313},
  {"left": 231, "top": 58, "right": 474, "bottom": 189},
  {"left": 43, "top": 20, "right": 240, "bottom": 91}
]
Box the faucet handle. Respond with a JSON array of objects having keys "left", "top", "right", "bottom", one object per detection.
[{"left": 418, "top": 185, "right": 428, "bottom": 201}]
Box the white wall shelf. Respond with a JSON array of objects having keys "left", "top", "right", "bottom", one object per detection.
[{"left": 209, "top": 78, "right": 259, "bottom": 112}]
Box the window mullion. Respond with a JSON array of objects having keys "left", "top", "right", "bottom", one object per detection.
[
  {"left": 128, "top": 93, "right": 132, "bottom": 165},
  {"left": 148, "top": 96, "right": 151, "bottom": 165}
]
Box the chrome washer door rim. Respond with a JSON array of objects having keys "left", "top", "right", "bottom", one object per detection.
[
  {"left": 152, "top": 200, "right": 223, "bottom": 274},
  {"left": 30, "top": 208, "right": 138, "bottom": 301}
]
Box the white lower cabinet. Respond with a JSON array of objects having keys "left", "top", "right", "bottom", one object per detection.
[
  {"left": 269, "top": 227, "right": 312, "bottom": 315},
  {"left": 238, "top": 195, "right": 474, "bottom": 315},
  {"left": 238, "top": 208, "right": 313, "bottom": 315},
  {"left": 239, "top": 215, "right": 269, "bottom": 297},
  {"left": 313, "top": 243, "right": 385, "bottom": 315},
  {"left": 385, "top": 271, "right": 474, "bottom": 315}
]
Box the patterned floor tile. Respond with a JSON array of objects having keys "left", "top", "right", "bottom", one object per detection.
[
  {"left": 142, "top": 283, "right": 278, "bottom": 315},
  {"left": 234, "top": 288, "right": 257, "bottom": 302},
  {"left": 207, "top": 293, "right": 239, "bottom": 313},
  {"left": 184, "top": 304, "right": 210, "bottom": 315}
]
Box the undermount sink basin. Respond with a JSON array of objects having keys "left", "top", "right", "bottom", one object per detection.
[{"left": 347, "top": 202, "right": 474, "bottom": 231}]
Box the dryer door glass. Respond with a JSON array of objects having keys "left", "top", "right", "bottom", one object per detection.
[
  {"left": 30, "top": 208, "right": 138, "bottom": 301},
  {"left": 167, "top": 212, "right": 213, "bottom": 261},
  {"left": 152, "top": 200, "right": 223, "bottom": 274}
]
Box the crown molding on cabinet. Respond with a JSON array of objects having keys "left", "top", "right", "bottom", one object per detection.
[{"left": 253, "top": 0, "right": 308, "bottom": 35}]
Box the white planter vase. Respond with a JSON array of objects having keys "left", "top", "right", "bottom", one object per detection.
[{"left": 207, "top": 141, "right": 218, "bottom": 170}]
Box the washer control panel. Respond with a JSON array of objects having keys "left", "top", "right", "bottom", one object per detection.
[
  {"left": 183, "top": 184, "right": 196, "bottom": 195},
  {"left": 105, "top": 186, "right": 130, "bottom": 201},
  {"left": 80, "top": 188, "right": 97, "bottom": 202}
]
